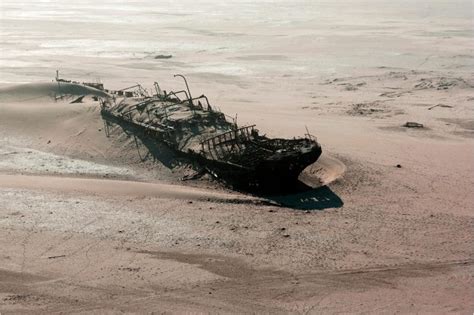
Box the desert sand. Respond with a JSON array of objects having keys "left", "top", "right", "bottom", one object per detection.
[{"left": 0, "top": 0, "right": 473, "bottom": 313}]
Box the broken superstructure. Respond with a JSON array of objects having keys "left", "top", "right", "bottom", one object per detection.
[{"left": 100, "top": 75, "right": 322, "bottom": 191}]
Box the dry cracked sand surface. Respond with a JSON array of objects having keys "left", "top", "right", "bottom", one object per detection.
[{"left": 1, "top": 0, "right": 473, "bottom": 313}]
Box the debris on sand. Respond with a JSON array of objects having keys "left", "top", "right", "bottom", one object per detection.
[
  {"left": 343, "top": 84, "right": 358, "bottom": 91},
  {"left": 347, "top": 101, "right": 388, "bottom": 116},
  {"left": 3, "top": 294, "right": 40, "bottom": 303},
  {"left": 403, "top": 122, "right": 424, "bottom": 128},
  {"left": 154, "top": 54, "right": 173, "bottom": 59},
  {"left": 340, "top": 82, "right": 365, "bottom": 91},
  {"left": 428, "top": 104, "right": 453, "bottom": 110},
  {"left": 119, "top": 267, "right": 141, "bottom": 272},
  {"left": 414, "top": 77, "right": 473, "bottom": 90}
]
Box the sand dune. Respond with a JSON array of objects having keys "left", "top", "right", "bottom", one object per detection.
[
  {"left": 0, "top": 174, "right": 259, "bottom": 203},
  {"left": 0, "top": 82, "right": 108, "bottom": 103},
  {"left": 299, "top": 153, "right": 346, "bottom": 187}
]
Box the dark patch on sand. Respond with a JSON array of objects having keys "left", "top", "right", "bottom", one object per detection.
[
  {"left": 414, "top": 77, "right": 474, "bottom": 90},
  {"left": 439, "top": 118, "right": 474, "bottom": 131},
  {"left": 347, "top": 101, "right": 399, "bottom": 117}
]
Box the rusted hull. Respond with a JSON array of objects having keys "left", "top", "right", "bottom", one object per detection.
[
  {"left": 101, "top": 104, "right": 322, "bottom": 192},
  {"left": 199, "top": 144, "right": 321, "bottom": 191}
]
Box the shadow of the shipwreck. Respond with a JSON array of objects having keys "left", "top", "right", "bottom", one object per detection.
[
  {"left": 107, "top": 120, "right": 188, "bottom": 169},
  {"left": 264, "top": 185, "right": 343, "bottom": 211},
  {"left": 132, "top": 132, "right": 181, "bottom": 168}
]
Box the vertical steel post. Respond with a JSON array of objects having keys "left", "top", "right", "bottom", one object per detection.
[{"left": 173, "top": 74, "right": 193, "bottom": 106}]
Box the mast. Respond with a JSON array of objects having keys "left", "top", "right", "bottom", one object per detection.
[{"left": 173, "top": 74, "right": 193, "bottom": 106}]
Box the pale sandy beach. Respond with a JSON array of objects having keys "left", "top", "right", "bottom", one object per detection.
[{"left": 0, "top": 0, "right": 473, "bottom": 313}]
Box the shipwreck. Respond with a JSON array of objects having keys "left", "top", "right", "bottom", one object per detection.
[{"left": 99, "top": 75, "right": 322, "bottom": 191}]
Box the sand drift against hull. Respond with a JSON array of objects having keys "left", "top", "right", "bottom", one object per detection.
[{"left": 96, "top": 74, "right": 322, "bottom": 191}]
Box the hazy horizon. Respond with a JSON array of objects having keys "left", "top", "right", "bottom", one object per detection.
[{"left": 0, "top": 0, "right": 472, "bottom": 85}]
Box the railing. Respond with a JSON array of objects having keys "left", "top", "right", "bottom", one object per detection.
[
  {"left": 178, "top": 95, "right": 211, "bottom": 110},
  {"left": 200, "top": 125, "right": 256, "bottom": 159},
  {"left": 165, "top": 90, "right": 189, "bottom": 102},
  {"left": 120, "top": 98, "right": 157, "bottom": 116}
]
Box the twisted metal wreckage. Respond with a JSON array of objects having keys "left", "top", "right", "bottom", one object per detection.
[{"left": 70, "top": 74, "right": 322, "bottom": 191}]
